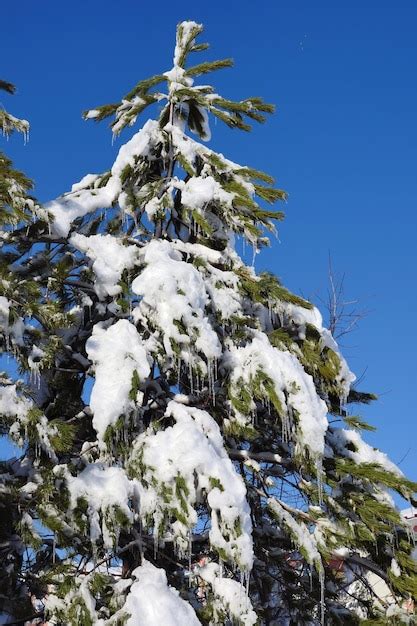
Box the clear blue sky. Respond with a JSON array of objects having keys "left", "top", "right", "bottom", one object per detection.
[{"left": 2, "top": 1, "right": 416, "bottom": 488}]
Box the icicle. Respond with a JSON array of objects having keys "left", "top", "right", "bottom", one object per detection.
[
  {"left": 211, "top": 361, "right": 215, "bottom": 404},
  {"left": 138, "top": 521, "right": 144, "bottom": 561},
  {"left": 405, "top": 495, "right": 415, "bottom": 544},
  {"left": 243, "top": 569, "right": 250, "bottom": 597},
  {"left": 319, "top": 567, "right": 325, "bottom": 625},
  {"left": 29, "top": 365, "right": 41, "bottom": 390},
  {"left": 207, "top": 358, "right": 216, "bottom": 405},
  {"left": 316, "top": 457, "right": 323, "bottom": 507},
  {"left": 339, "top": 387, "right": 349, "bottom": 414},
  {"left": 207, "top": 359, "right": 211, "bottom": 400},
  {"left": 251, "top": 244, "right": 258, "bottom": 268},
  {"left": 5, "top": 331, "right": 10, "bottom": 352},
  {"left": 195, "top": 367, "right": 200, "bottom": 395},
  {"left": 127, "top": 271, "right": 132, "bottom": 318},
  {"left": 281, "top": 405, "right": 293, "bottom": 443},
  {"left": 188, "top": 531, "right": 192, "bottom": 588},
  {"left": 281, "top": 411, "right": 290, "bottom": 444},
  {"left": 92, "top": 539, "right": 98, "bottom": 565},
  {"left": 268, "top": 299, "right": 273, "bottom": 324},
  {"left": 188, "top": 356, "right": 194, "bottom": 395}
]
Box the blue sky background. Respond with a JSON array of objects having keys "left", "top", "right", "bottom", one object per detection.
[{"left": 2, "top": 1, "right": 416, "bottom": 493}]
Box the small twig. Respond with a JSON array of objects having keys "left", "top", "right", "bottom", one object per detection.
[{"left": 397, "top": 447, "right": 412, "bottom": 466}]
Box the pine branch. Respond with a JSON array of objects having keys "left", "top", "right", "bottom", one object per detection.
[
  {"left": 185, "top": 58, "right": 234, "bottom": 77},
  {"left": 228, "top": 448, "right": 294, "bottom": 468},
  {"left": 0, "top": 80, "right": 16, "bottom": 94}
]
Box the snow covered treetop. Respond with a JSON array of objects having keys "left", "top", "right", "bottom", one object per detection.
[
  {"left": 47, "top": 21, "right": 287, "bottom": 248},
  {"left": 83, "top": 21, "right": 275, "bottom": 139}
]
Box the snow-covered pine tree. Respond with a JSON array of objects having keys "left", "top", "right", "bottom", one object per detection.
[{"left": 1, "top": 21, "right": 416, "bottom": 625}]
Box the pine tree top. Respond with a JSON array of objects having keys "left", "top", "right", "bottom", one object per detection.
[{"left": 83, "top": 20, "right": 274, "bottom": 139}]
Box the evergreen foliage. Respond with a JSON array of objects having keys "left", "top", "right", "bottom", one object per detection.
[{"left": 0, "top": 23, "right": 416, "bottom": 625}]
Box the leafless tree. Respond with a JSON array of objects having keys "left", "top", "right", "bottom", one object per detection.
[{"left": 317, "top": 253, "right": 370, "bottom": 340}]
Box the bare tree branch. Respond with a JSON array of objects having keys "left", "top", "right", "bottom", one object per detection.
[{"left": 316, "top": 253, "right": 370, "bottom": 340}]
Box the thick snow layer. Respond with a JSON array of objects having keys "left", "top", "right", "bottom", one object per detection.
[
  {"left": 268, "top": 498, "right": 321, "bottom": 566},
  {"left": 131, "top": 400, "right": 253, "bottom": 570},
  {"left": 112, "top": 95, "right": 151, "bottom": 137},
  {"left": 168, "top": 240, "right": 242, "bottom": 319},
  {"left": 390, "top": 558, "right": 401, "bottom": 577},
  {"left": 205, "top": 264, "right": 242, "bottom": 320},
  {"left": 328, "top": 428, "right": 403, "bottom": 476},
  {"left": 0, "top": 384, "right": 32, "bottom": 424},
  {"left": 170, "top": 239, "right": 223, "bottom": 264},
  {"left": 173, "top": 21, "right": 201, "bottom": 67},
  {"left": 166, "top": 124, "right": 259, "bottom": 235},
  {"left": 86, "top": 320, "right": 151, "bottom": 441},
  {"left": 276, "top": 303, "right": 356, "bottom": 401},
  {"left": 0, "top": 384, "right": 58, "bottom": 458},
  {"left": 46, "top": 120, "right": 164, "bottom": 237},
  {"left": 199, "top": 562, "right": 257, "bottom": 626},
  {"left": 46, "top": 179, "right": 117, "bottom": 239},
  {"left": 46, "top": 113, "right": 255, "bottom": 242},
  {"left": 70, "top": 173, "right": 100, "bottom": 193},
  {"left": 132, "top": 239, "right": 221, "bottom": 363},
  {"left": 227, "top": 331, "right": 329, "bottom": 459},
  {"left": 168, "top": 122, "right": 240, "bottom": 174},
  {"left": 0, "top": 296, "right": 10, "bottom": 332},
  {"left": 277, "top": 301, "right": 323, "bottom": 330},
  {"left": 179, "top": 175, "right": 233, "bottom": 211},
  {"left": 60, "top": 463, "right": 136, "bottom": 548},
  {"left": 44, "top": 573, "right": 105, "bottom": 624},
  {"left": 0, "top": 295, "right": 25, "bottom": 346},
  {"left": 121, "top": 560, "right": 200, "bottom": 626},
  {"left": 70, "top": 233, "right": 138, "bottom": 299},
  {"left": 164, "top": 66, "right": 193, "bottom": 100},
  {"left": 27, "top": 345, "right": 45, "bottom": 372}
]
